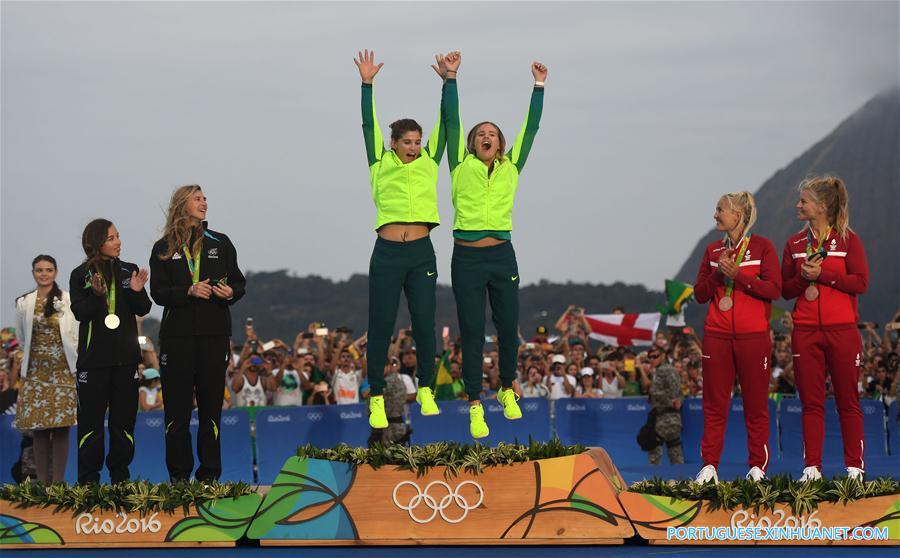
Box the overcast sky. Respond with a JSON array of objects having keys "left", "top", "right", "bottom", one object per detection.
[{"left": 2, "top": 1, "right": 898, "bottom": 324}]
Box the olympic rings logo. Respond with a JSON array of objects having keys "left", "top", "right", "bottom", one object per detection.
[
  {"left": 145, "top": 418, "right": 163, "bottom": 428},
  {"left": 306, "top": 412, "right": 323, "bottom": 422},
  {"left": 222, "top": 415, "right": 239, "bottom": 426},
  {"left": 392, "top": 480, "right": 484, "bottom": 524}
]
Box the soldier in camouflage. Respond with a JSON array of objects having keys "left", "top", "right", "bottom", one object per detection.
[
  {"left": 647, "top": 349, "right": 684, "bottom": 465},
  {"left": 368, "top": 357, "right": 410, "bottom": 446}
]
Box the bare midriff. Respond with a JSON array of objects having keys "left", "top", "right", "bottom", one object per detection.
[
  {"left": 454, "top": 237, "right": 508, "bottom": 247},
  {"left": 377, "top": 223, "right": 431, "bottom": 242}
]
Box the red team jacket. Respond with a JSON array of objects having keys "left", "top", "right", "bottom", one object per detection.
[
  {"left": 695, "top": 235, "right": 781, "bottom": 337},
  {"left": 781, "top": 229, "right": 868, "bottom": 329}
]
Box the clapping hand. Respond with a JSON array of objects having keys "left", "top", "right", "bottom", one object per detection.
[
  {"left": 431, "top": 53, "right": 448, "bottom": 79},
  {"left": 445, "top": 51, "right": 461, "bottom": 73},
  {"left": 90, "top": 273, "right": 107, "bottom": 296},
  {"left": 717, "top": 250, "right": 739, "bottom": 279},
  {"left": 130, "top": 268, "right": 149, "bottom": 292}
]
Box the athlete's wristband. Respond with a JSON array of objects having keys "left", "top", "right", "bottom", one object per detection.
[{"left": 534, "top": 81, "right": 545, "bottom": 87}]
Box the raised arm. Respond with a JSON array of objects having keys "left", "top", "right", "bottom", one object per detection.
[
  {"left": 423, "top": 53, "right": 449, "bottom": 164},
  {"left": 441, "top": 51, "right": 465, "bottom": 172},
  {"left": 355, "top": 49, "right": 385, "bottom": 167},
  {"left": 508, "top": 62, "right": 547, "bottom": 174}
]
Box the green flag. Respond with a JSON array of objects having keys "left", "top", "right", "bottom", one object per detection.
[
  {"left": 770, "top": 305, "right": 787, "bottom": 323},
  {"left": 658, "top": 279, "right": 694, "bottom": 315}
]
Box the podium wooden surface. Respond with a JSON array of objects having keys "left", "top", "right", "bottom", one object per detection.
[
  {"left": 0, "top": 494, "right": 261, "bottom": 549},
  {"left": 248, "top": 448, "right": 634, "bottom": 545}
]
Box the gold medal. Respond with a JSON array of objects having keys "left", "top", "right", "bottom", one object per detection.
[
  {"left": 804, "top": 285, "right": 819, "bottom": 301},
  {"left": 718, "top": 296, "right": 733, "bottom": 312},
  {"left": 104, "top": 314, "right": 120, "bottom": 330}
]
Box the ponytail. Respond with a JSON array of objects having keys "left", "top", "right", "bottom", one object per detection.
[
  {"left": 722, "top": 191, "right": 757, "bottom": 237},
  {"left": 798, "top": 175, "right": 851, "bottom": 239}
]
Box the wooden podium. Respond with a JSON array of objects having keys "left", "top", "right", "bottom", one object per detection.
[{"left": 248, "top": 448, "right": 634, "bottom": 545}]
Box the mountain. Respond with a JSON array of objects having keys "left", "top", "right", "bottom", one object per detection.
[
  {"left": 675, "top": 89, "right": 900, "bottom": 325},
  {"left": 140, "top": 272, "right": 665, "bottom": 346}
]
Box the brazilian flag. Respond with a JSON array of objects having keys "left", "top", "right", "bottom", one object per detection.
[
  {"left": 658, "top": 279, "right": 694, "bottom": 315},
  {"left": 434, "top": 351, "right": 456, "bottom": 401}
]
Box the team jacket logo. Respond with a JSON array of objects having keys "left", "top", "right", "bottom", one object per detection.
[
  {"left": 745, "top": 248, "right": 751, "bottom": 259},
  {"left": 78, "top": 371, "right": 89, "bottom": 384},
  {"left": 830, "top": 238, "right": 837, "bottom": 251},
  {"left": 855, "top": 353, "right": 861, "bottom": 367},
  {"left": 207, "top": 248, "right": 219, "bottom": 259},
  {"left": 172, "top": 252, "right": 182, "bottom": 260},
  {"left": 160, "top": 354, "right": 167, "bottom": 367},
  {"left": 392, "top": 480, "right": 484, "bottom": 524},
  {"left": 763, "top": 356, "right": 768, "bottom": 371}
]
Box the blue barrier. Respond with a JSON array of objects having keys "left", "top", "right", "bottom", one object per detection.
[
  {"left": 409, "top": 398, "right": 551, "bottom": 445},
  {"left": 0, "top": 415, "right": 22, "bottom": 484},
  {"left": 680, "top": 398, "right": 704, "bottom": 464},
  {"left": 255, "top": 404, "right": 370, "bottom": 484},
  {"left": 890, "top": 401, "right": 899, "bottom": 456},
  {"left": 2, "top": 398, "right": 893, "bottom": 485},
  {"left": 861, "top": 399, "right": 889, "bottom": 459},
  {"left": 555, "top": 398, "right": 652, "bottom": 467},
  {"left": 55, "top": 410, "right": 254, "bottom": 484},
  {"left": 679, "top": 397, "right": 778, "bottom": 467}
]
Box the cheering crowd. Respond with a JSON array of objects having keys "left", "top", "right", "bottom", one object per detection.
[{"left": 4, "top": 307, "right": 896, "bottom": 415}]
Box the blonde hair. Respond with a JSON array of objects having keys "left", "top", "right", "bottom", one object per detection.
[
  {"left": 158, "top": 185, "right": 203, "bottom": 260},
  {"left": 798, "top": 175, "right": 850, "bottom": 239},
  {"left": 720, "top": 191, "right": 757, "bottom": 238}
]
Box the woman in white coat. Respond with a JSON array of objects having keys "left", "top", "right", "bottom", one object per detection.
[{"left": 13, "top": 255, "right": 78, "bottom": 483}]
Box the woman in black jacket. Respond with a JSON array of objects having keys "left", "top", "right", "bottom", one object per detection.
[
  {"left": 149, "top": 185, "right": 245, "bottom": 482},
  {"left": 69, "top": 218, "right": 152, "bottom": 484}
]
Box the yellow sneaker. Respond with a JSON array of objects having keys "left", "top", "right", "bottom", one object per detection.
[
  {"left": 369, "top": 395, "right": 388, "bottom": 428},
  {"left": 498, "top": 387, "right": 522, "bottom": 420},
  {"left": 469, "top": 402, "right": 489, "bottom": 439},
  {"left": 416, "top": 387, "right": 440, "bottom": 416}
]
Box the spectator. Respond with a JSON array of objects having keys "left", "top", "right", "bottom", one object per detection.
[
  {"left": 138, "top": 369, "right": 163, "bottom": 412},
  {"left": 436, "top": 360, "right": 466, "bottom": 401},
  {"left": 273, "top": 355, "right": 307, "bottom": 407},
  {"left": 233, "top": 356, "right": 273, "bottom": 407},
  {"left": 307, "top": 381, "right": 332, "bottom": 406},
  {"left": 648, "top": 349, "right": 684, "bottom": 465},
  {"left": 332, "top": 349, "right": 365, "bottom": 405},
  {"left": 547, "top": 355, "right": 576, "bottom": 399},
  {"left": 522, "top": 365, "right": 549, "bottom": 399},
  {"left": 484, "top": 367, "right": 501, "bottom": 399},
  {"left": 576, "top": 369, "right": 602, "bottom": 398},
  {"left": 598, "top": 362, "right": 626, "bottom": 398},
  {"left": 368, "top": 357, "right": 410, "bottom": 447}
]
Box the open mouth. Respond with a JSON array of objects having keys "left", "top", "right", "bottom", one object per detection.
[{"left": 481, "top": 141, "right": 492, "bottom": 150}]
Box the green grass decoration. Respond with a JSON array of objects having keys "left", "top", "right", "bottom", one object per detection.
[
  {"left": 0, "top": 479, "right": 256, "bottom": 516},
  {"left": 295, "top": 439, "right": 588, "bottom": 477},
  {"left": 629, "top": 475, "right": 899, "bottom": 515}
]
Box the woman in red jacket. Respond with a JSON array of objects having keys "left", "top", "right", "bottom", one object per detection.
[
  {"left": 782, "top": 175, "right": 867, "bottom": 482},
  {"left": 694, "top": 191, "right": 781, "bottom": 483}
]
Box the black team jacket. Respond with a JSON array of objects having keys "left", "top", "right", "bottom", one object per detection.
[{"left": 149, "top": 223, "right": 246, "bottom": 340}]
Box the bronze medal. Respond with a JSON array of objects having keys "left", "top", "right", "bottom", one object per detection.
[
  {"left": 718, "top": 296, "right": 733, "bottom": 312},
  {"left": 804, "top": 285, "right": 819, "bottom": 301}
]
